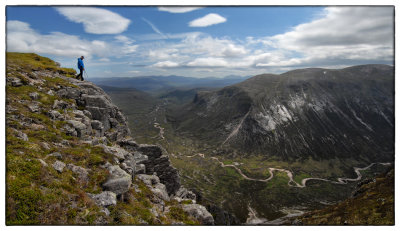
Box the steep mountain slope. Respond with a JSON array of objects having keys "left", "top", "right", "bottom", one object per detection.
[
  {"left": 6, "top": 53, "right": 214, "bottom": 225},
  {"left": 170, "top": 65, "right": 394, "bottom": 161},
  {"left": 292, "top": 168, "right": 394, "bottom": 225}
]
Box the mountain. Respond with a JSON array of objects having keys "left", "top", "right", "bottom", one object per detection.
[
  {"left": 6, "top": 53, "right": 215, "bottom": 225},
  {"left": 169, "top": 65, "right": 394, "bottom": 162},
  {"left": 91, "top": 75, "right": 249, "bottom": 93}
]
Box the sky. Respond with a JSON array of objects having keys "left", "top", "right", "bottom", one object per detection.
[{"left": 6, "top": 6, "right": 394, "bottom": 78}]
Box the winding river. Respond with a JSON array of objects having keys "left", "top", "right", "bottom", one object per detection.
[{"left": 183, "top": 153, "right": 392, "bottom": 188}]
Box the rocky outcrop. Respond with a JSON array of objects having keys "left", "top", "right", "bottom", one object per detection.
[
  {"left": 137, "top": 144, "right": 181, "bottom": 195},
  {"left": 56, "top": 79, "right": 130, "bottom": 142},
  {"left": 102, "top": 164, "right": 132, "bottom": 195},
  {"left": 182, "top": 204, "right": 215, "bottom": 225},
  {"left": 206, "top": 204, "right": 241, "bottom": 225}
]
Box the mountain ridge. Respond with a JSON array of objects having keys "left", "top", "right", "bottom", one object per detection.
[{"left": 170, "top": 64, "right": 394, "bottom": 161}]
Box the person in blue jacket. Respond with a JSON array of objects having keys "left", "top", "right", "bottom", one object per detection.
[{"left": 76, "top": 56, "right": 85, "bottom": 81}]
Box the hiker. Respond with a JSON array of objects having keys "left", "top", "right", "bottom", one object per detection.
[{"left": 76, "top": 56, "right": 85, "bottom": 81}]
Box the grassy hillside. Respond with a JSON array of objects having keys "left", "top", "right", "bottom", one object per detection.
[
  {"left": 296, "top": 168, "right": 394, "bottom": 225},
  {"left": 6, "top": 53, "right": 202, "bottom": 225}
]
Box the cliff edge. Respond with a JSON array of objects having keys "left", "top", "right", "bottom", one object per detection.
[{"left": 6, "top": 53, "right": 214, "bottom": 225}]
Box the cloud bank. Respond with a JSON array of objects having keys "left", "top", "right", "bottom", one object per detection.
[{"left": 189, "top": 13, "right": 227, "bottom": 27}]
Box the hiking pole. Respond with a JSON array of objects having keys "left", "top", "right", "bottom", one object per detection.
[{"left": 84, "top": 70, "right": 89, "bottom": 80}]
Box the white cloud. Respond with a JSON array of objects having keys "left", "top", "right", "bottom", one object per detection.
[
  {"left": 189, "top": 13, "right": 227, "bottom": 27},
  {"left": 55, "top": 7, "right": 130, "bottom": 34},
  {"left": 7, "top": 20, "right": 110, "bottom": 57},
  {"left": 6, "top": 20, "right": 139, "bottom": 59},
  {"left": 152, "top": 61, "right": 180, "bottom": 68},
  {"left": 158, "top": 7, "right": 203, "bottom": 13},
  {"left": 179, "top": 34, "right": 247, "bottom": 58},
  {"left": 258, "top": 7, "right": 394, "bottom": 68},
  {"left": 187, "top": 57, "right": 228, "bottom": 67},
  {"left": 114, "top": 35, "right": 134, "bottom": 44}
]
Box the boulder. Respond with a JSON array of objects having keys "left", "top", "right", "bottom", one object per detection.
[
  {"left": 67, "top": 163, "right": 90, "bottom": 182},
  {"left": 52, "top": 160, "right": 66, "bottom": 173},
  {"left": 46, "top": 152, "right": 62, "bottom": 159},
  {"left": 88, "top": 191, "right": 117, "bottom": 207},
  {"left": 174, "top": 187, "right": 197, "bottom": 201},
  {"left": 136, "top": 174, "right": 170, "bottom": 202},
  {"left": 10, "top": 77, "right": 23, "bottom": 87},
  {"left": 52, "top": 99, "right": 70, "bottom": 109},
  {"left": 47, "top": 110, "right": 63, "bottom": 120},
  {"left": 29, "top": 92, "right": 40, "bottom": 100},
  {"left": 102, "top": 165, "right": 132, "bottom": 195},
  {"left": 13, "top": 129, "right": 28, "bottom": 141},
  {"left": 67, "top": 120, "right": 87, "bottom": 137},
  {"left": 182, "top": 204, "right": 214, "bottom": 225},
  {"left": 28, "top": 104, "right": 41, "bottom": 113},
  {"left": 101, "top": 144, "right": 130, "bottom": 161}
]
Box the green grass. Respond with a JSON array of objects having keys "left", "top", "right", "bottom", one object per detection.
[{"left": 7, "top": 52, "right": 76, "bottom": 77}]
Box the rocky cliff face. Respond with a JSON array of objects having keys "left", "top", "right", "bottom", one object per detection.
[
  {"left": 6, "top": 53, "right": 214, "bottom": 225},
  {"left": 171, "top": 65, "right": 394, "bottom": 161}
]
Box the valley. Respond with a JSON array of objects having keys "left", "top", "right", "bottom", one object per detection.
[{"left": 102, "top": 64, "right": 394, "bottom": 224}]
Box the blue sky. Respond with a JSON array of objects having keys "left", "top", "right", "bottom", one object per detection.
[{"left": 6, "top": 6, "right": 394, "bottom": 78}]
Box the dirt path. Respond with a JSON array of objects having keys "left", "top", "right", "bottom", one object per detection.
[
  {"left": 184, "top": 153, "right": 391, "bottom": 188},
  {"left": 153, "top": 122, "right": 165, "bottom": 140}
]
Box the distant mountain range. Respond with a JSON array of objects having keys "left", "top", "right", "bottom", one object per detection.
[
  {"left": 91, "top": 75, "right": 249, "bottom": 93},
  {"left": 169, "top": 64, "right": 394, "bottom": 162}
]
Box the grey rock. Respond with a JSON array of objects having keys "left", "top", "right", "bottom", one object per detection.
[
  {"left": 11, "top": 78, "right": 23, "bottom": 87},
  {"left": 133, "top": 151, "right": 148, "bottom": 164},
  {"left": 29, "top": 92, "right": 40, "bottom": 100},
  {"left": 82, "top": 94, "right": 113, "bottom": 109},
  {"left": 83, "top": 110, "right": 92, "bottom": 119},
  {"left": 46, "top": 152, "right": 62, "bottom": 159},
  {"left": 91, "top": 120, "right": 105, "bottom": 137},
  {"left": 182, "top": 204, "right": 214, "bottom": 225},
  {"left": 136, "top": 174, "right": 160, "bottom": 186},
  {"left": 47, "top": 90, "right": 54, "bottom": 96},
  {"left": 206, "top": 204, "right": 241, "bottom": 225},
  {"left": 135, "top": 164, "right": 146, "bottom": 174},
  {"left": 67, "top": 120, "right": 87, "bottom": 137},
  {"left": 56, "top": 87, "right": 81, "bottom": 99},
  {"left": 174, "top": 187, "right": 197, "bottom": 201},
  {"left": 52, "top": 160, "right": 66, "bottom": 173},
  {"left": 101, "top": 144, "right": 129, "bottom": 161},
  {"left": 85, "top": 106, "right": 111, "bottom": 130},
  {"left": 41, "top": 142, "right": 51, "bottom": 150},
  {"left": 101, "top": 208, "right": 110, "bottom": 216},
  {"left": 89, "top": 191, "right": 117, "bottom": 207},
  {"left": 109, "top": 118, "right": 119, "bottom": 128},
  {"left": 52, "top": 100, "right": 69, "bottom": 109},
  {"left": 47, "top": 110, "right": 62, "bottom": 120},
  {"left": 103, "top": 165, "right": 132, "bottom": 195},
  {"left": 38, "top": 159, "right": 48, "bottom": 167},
  {"left": 63, "top": 124, "right": 77, "bottom": 137},
  {"left": 136, "top": 174, "right": 170, "bottom": 202},
  {"left": 117, "top": 138, "right": 139, "bottom": 151},
  {"left": 14, "top": 129, "right": 28, "bottom": 141},
  {"left": 67, "top": 164, "right": 90, "bottom": 182},
  {"left": 28, "top": 104, "right": 41, "bottom": 113}
]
